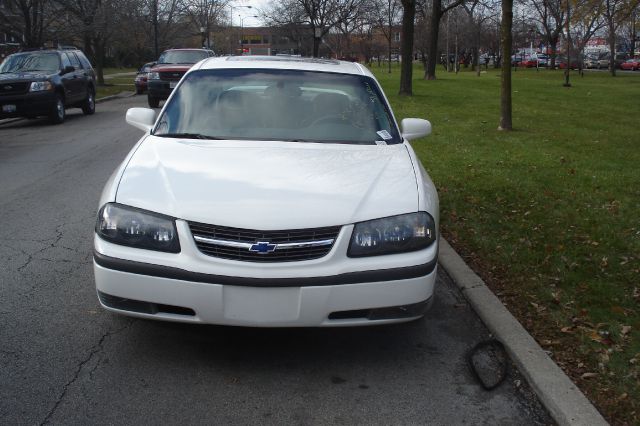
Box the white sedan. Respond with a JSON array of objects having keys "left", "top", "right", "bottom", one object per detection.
[{"left": 93, "top": 56, "right": 439, "bottom": 327}]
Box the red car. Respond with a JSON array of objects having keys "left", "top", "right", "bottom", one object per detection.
[
  {"left": 134, "top": 62, "right": 155, "bottom": 94},
  {"left": 146, "top": 48, "right": 215, "bottom": 108},
  {"left": 620, "top": 58, "right": 640, "bottom": 71}
]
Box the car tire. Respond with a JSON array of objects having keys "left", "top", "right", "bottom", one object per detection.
[
  {"left": 49, "top": 94, "right": 65, "bottom": 124},
  {"left": 82, "top": 88, "right": 95, "bottom": 115},
  {"left": 148, "top": 95, "right": 159, "bottom": 108}
]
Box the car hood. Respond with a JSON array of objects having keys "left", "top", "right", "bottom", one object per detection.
[
  {"left": 115, "top": 137, "right": 419, "bottom": 229},
  {"left": 150, "top": 64, "right": 193, "bottom": 72},
  {"left": 0, "top": 71, "right": 53, "bottom": 82}
]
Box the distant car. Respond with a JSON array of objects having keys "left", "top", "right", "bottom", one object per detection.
[
  {"left": 520, "top": 54, "right": 547, "bottom": 68},
  {"left": 584, "top": 56, "right": 600, "bottom": 69},
  {"left": 146, "top": 48, "right": 215, "bottom": 108},
  {"left": 620, "top": 58, "right": 639, "bottom": 71},
  {"left": 134, "top": 62, "right": 155, "bottom": 94},
  {"left": 94, "top": 56, "right": 439, "bottom": 327},
  {"left": 557, "top": 56, "right": 582, "bottom": 70},
  {"left": 0, "top": 48, "right": 96, "bottom": 124}
]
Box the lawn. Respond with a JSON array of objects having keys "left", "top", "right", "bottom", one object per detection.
[
  {"left": 371, "top": 64, "right": 639, "bottom": 425},
  {"left": 95, "top": 68, "right": 137, "bottom": 99}
]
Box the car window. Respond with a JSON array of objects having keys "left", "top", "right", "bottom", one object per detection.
[
  {"left": 0, "top": 52, "right": 60, "bottom": 73},
  {"left": 76, "top": 52, "right": 92, "bottom": 69},
  {"left": 154, "top": 69, "right": 401, "bottom": 145},
  {"left": 61, "top": 53, "right": 72, "bottom": 69},
  {"left": 67, "top": 52, "right": 81, "bottom": 69},
  {"left": 158, "top": 50, "right": 209, "bottom": 64}
]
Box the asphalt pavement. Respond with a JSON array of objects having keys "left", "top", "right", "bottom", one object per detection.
[{"left": 0, "top": 97, "right": 552, "bottom": 425}]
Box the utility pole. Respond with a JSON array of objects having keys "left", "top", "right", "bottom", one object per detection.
[{"left": 152, "top": 0, "right": 159, "bottom": 58}]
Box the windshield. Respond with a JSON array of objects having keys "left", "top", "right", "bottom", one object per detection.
[
  {"left": 154, "top": 69, "right": 401, "bottom": 145},
  {"left": 158, "top": 50, "right": 208, "bottom": 64},
  {"left": 0, "top": 52, "right": 60, "bottom": 73}
]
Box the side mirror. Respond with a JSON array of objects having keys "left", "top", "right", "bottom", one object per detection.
[
  {"left": 61, "top": 65, "right": 75, "bottom": 75},
  {"left": 401, "top": 118, "right": 431, "bottom": 141},
  {"left": 126, "top": 107, "right": 156, "bottom": 132}
]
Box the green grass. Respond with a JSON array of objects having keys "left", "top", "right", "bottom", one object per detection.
[
  {"left": 372, "top": 64, "right": 640, "bottom": 424},
  {"left": 96, "top": 84, "right": 134, "bottom": 99},
  {"left": 102, "top": 67, "right": 137, "bottom": 76}
]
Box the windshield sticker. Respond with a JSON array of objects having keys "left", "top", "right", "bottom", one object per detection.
[
  {"left": 377, "top": 130, "right": 393, "bottom": 140},
  {"left": 375, "top": 140, "right": 387, "bottom": 146}
]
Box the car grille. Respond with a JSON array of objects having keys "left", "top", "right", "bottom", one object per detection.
[
  {"left": 188, "top": 221, "right": 342, "bottom": 262},
  {"left": 0, "top": 82, "right": 29, "bottom": 96},
  {"left": 159, "top": 71, "right": 185, "bottom": 81}
]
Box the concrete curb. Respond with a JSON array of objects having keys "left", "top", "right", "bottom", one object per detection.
[{"left": 438, "top": 237, "right": 608, "bottom": 426}]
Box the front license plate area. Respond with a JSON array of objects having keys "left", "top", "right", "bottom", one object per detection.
[
  {"left": 169, "top": 81, "right": 177, "bottom": 89},
  {"left": 2, "top": 104, "right": 16, "bottom": 113},
  {"left": 223, "top": 286, "right": 301, "bottom": 323}
]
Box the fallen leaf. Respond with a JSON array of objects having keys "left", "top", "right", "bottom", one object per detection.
[
  {"left": 581, "top": 372, "right": 598, "bottom": 379},
  {"left": 621, "top": 325, "right": 631, "bottom": 336}
]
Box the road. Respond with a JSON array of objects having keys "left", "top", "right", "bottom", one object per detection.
[{"left": 0, "top": 96, "right": 551, "bottom": 425}]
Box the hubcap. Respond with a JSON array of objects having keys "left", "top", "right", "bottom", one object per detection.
[{"left": 57, "top": 100, "right": 64, "bottom": 119}]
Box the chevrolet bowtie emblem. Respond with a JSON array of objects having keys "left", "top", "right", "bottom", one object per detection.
[{"left": 249, "top": 242, "right": 277, "bottom": 253}]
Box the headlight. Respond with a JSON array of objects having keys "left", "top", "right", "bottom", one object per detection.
[
  {"left": 348, "top": 212, "right": 436, "bottom": 257},
  {"left": 96, "top": 203, "right": 180, "bottom": 253},
  {"left": 148, "top": 72, "right": 159, "bottom": 80},
  {"left": 29, "top": 81, "right": 53, "bottom": 92}
]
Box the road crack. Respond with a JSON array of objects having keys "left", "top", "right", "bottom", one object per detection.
[{"left": 39, "top": 320, "right": 133, "bottom": 425}]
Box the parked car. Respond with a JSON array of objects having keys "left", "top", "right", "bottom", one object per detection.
[
  {"left": 584, "top": 55, "right": 600, "bottom": 69},
  {"left": 0, "top": 48, "right": 96, "bottom": 124},
  {"left": 557, "top": 56, "right": 582, "bottom": 70},
  {"left": 620, "top": 58, "right": 640, "bottom": 71},
  {"left": 520, "top": 54, "right": 547, "bottom": 68},
  {"left": 146, "top": 48, "right": 214, "bottom": 108},
  {"left": 134, "top": 61, "right": 155, "bottom": 94},
  {"left": 94, "top": 56, "right": 439, "bottom": 327}
]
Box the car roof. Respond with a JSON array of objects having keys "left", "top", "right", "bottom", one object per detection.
[
  {"left": 163, "top": 48, "right": 211, "bottom": 52},
  {"left": 194, "top": 55, "right": 370, "bottom": 77}
]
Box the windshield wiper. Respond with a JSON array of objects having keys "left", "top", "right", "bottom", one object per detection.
[{"left": 155, "top": 133, "right": 223, "bottom": 140}]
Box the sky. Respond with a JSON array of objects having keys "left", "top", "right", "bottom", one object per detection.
[{"left": 231, "top": 0, "right": 269, "bottom": 28}]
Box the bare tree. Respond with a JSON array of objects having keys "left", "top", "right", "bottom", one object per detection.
[
  {"left": 603, "top": 0, "right": 639, "bottom": 75},
  {"left": 499, "top": 0, "right": 512, "bottom": 130},
  {"left": 373, "top": 0, "right": 402, "bottom": 72},
  {"left": 264, "top": 0, "right": 342, "bottom": 57},
  {"left": 183, "top": 0, "right": 227, "bottom": 50},
  {"left": 425, "top": 0, "right": 467, "bottom": 80},
  {"left": 0, "top": 0, "right": 51, "bottom": 47},
  {"left": 529, "top": 0, "right": 565, "bottom": 69}
]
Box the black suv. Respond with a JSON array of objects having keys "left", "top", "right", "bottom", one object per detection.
[{"left": 0, "top": 49, "right": 96, "bottom": 124}]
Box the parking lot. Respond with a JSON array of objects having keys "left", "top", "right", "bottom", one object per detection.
[{"left": 0, "top": 96, "right": 551, "bottom": 424}]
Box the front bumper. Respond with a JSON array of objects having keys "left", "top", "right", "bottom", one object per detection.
[
  {"left": 93, "top": 221, "right": 438, "bottom": 327},
  {"left": 93, "top": 257, "right": 436, "bottom": 327},
  {"left": 0, "top": 91, "right": 56, "bottom": 118},
  {"left": 147, "top": 80, "right": 175, "bottom": 100}
]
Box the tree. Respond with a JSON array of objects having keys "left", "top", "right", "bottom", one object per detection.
[
  {"left": 373, "top": 0, "right": 402, "bottom": 73},
  {"left": 0, "top": 0, "right": 51, "bottom": 48},
  {"left": 529, "top": 0, "right": 566, "bottom": 69},
  {"left": 425, "top": 0, "right": 467, "bottom": 80},
  {"left": 499, "top": 0, "right": 513, "bottom": 130},
  {"left": 399, "top": 0, "right": 416, "bottom": 95},
  {"left": 603, "top": 0, "right": 639, "bottom": 76}
]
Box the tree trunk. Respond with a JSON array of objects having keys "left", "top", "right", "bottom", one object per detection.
[
  {"left": 425, "top": 0, "right": 442, "bottom": 80},
  {"left": 313, "top": 36, "right": 321, "bottom": 57},
  {"left": 608, "top": 29, "right": 616, "bottom": 76},
  {"left": 95, "top": 38, "right": 105, "bottom": 85},
  {"left": 388, "top": 37, "right": 392, "bottom": 73},
  {"left": 499, "top": 0, "right": 513, "bottom": 131},
  {"left": 549, "top": 40, "right": 557, "bottom": 69},
  {"left": 399, "top": 0, "right": 416, "bottom": 96}
]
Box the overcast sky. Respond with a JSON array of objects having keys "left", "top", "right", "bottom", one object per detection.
[{"left": 232, "top": 0, "right": 268, "bottom": 28}]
